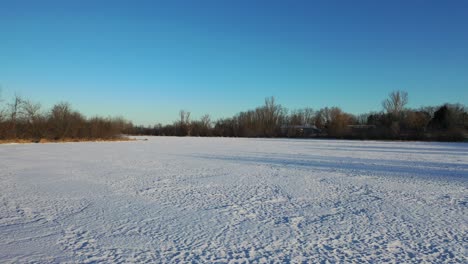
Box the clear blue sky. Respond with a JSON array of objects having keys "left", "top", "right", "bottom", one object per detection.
[{"left": 1, "top": 0, "right": 467, "bottom": 125}]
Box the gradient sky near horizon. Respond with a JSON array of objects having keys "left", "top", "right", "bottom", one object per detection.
[{"left": 1, "top": 0, "right": 467, "bottom": 125}]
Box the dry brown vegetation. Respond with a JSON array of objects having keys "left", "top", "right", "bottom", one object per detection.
[
  {"left": 130, "top": 92, "right": 468, "bottom": 141},
  {"left": 0, "top": 137, "right": 135, "bottom": 144},
  {"left": 0, "top": 93, "right": 133, "bottom": 143}
]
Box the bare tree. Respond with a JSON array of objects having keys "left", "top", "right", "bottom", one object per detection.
[
  {"left": 178, "top": 110, "right": 191, "bottom": 136},
  {"left": 382, "top": 90, "right": 408, "bottom": 115},
  {"left": 315, "top": 107, "right": 333, "bottom": 129},
  {"left": 50, "top": 102, "right": 72, "bottom": 139},
  {"left": 288, "top": 109, "right": 304, "bottom": 126},
  {"left": 189, "top": 114, "right": 212, "bottom": 137},
  {"left": 201, "top": 114, "right": 211, "bottom": 128},
  {"left": 22, "top": 100, "right": 43, "bottom": 138},
  {"left": 262, "top": 96, "right": 284, "bottom": 136},
  {"left": 199, "top": 113, "right": 210, "bottom": 129},
  {"left": 9, "top": 94, "right": 23, "bottom": 119},
  {"left": 23, "top": 100, "right": 42, "bottom": 123},
  {"left": 302, "top": 107, "right": 314, "bottom": 125},
  {"left": 7, "top": 94, "right": 24, "bottom": 138}
]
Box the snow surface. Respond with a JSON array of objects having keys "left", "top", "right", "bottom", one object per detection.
[{"left": 0, "top": 137, "right": 467, "bottom": 263}]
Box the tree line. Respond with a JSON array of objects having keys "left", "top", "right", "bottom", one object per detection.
[
  {"left": 1, "top": 90, "right": 466, "bottom": 142},
  {"left": 129, "top": 91, "right": 467, "bottom": 141},
  {"left": 0, "top": 93, "right": 132, "bottom": 142}
]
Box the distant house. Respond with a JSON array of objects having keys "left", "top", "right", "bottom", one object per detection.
[
  {"left": 280, "top": 124, "right": 321, "bottom": 137},
  {"left": 347, "top": 125, "right": 377, "bottom": 137}
]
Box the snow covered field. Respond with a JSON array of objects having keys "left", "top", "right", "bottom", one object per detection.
[{"left": 1, "top": 137, "right": 467, "bottom": 263}]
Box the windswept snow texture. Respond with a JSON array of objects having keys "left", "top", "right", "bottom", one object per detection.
[{"left": 1, "top": 138, "right": 467, "bottom": 263}]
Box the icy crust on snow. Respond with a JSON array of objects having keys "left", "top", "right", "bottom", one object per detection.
[{"left": 0, "top": 137, "right": 467, "bottom": 263}]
